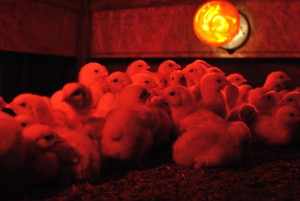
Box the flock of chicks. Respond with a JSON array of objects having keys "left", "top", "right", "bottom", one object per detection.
[{"left": 0, "top": 59, "right": 299, "bottom": 194}]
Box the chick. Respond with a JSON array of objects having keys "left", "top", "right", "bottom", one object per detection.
[
  {"left": 54, "top": 124, "right": 101, "bottom": 182},
  {"left": 62, "top": 82, "right": 104, "bottom": 145},
  {"left": 62, "top": 82, "right": 94, "bottom": 117},
  {"left": 78, "top": 62, "right": 108, "bottom": 107},
  {"left": 248, "top": 88, "right": 281, "bottom": 116},
  {"left": 0, "top": 96, "right": 7, "bottom": 110},
  {"left": 102, "top": 83, "right": 172, "bottom": 162},
  {"left": 227, "top": 73, "right": 247, "bottom": 86},
  {"left": 223, "top": 84, "right": 240, "bottom": 110},
  {"left": 6, "top": 93, "right": 66, "bottom": 128},
  {"left": 169, "top": 70, "right": 187, "bottom": 86},
  {"left": 101, "top": 85, "right": 154, "bottom": 163},
  {"left": 192, "top": 59, "right": 212, "bottom": 68},
  {"left": 182, "top": 60, "right": 208, "bottom": 87},
  {"left": 263, "top": 71, "right": 291, "bottom": 92},
  {"left": 163, "top": 85, "right": 197, "bottom": 132},
  {"left": 172, "top": 121, "right": 250, "bottom": 168},
  {"left": 0, "top": 112, "right": 25, "bottom": 184},
  {"left": 163, "top": 84, "right": 225, "bottom": 135},
  {"left": 151, "top": 72, "right": 169, "bottom": 90},
  {"left": 157, "top": 60, "right": 181, "bottom": 77},
  {"left": 237, "top": 84, "right": 253, "bottom": 106},
  {"left": 200, "top": 73, "right": 230, "bottom": 118},
  {"left": 126, "top": 59, "right": 151, "bottom": 77},
  {"left": 131, "top": 72, "right": 158, "bottom": 94},
  {"left": 96, "top": 71, "right": 132, "bottom": 117},
  {"left": 279, "top": 91, "right": 300, "bottom": 110},
  {"left": 207, "top": 66, "right": 225, "bottom": 75},
  {"left": 101, "top": 106, "right": 153, "bottom": 163},
  {"left": 50, "top": 89, "right": 82, "bottom": 129},
  {"left": 252, "top": 105, "right": 300, "bottom": 145},
  {"left": 119, "top": 84, "right": 152, "bottom": 107},
  {"left": 103, "top": 71, "right": 132, "bottom": 93},
  {"left": 15, "top": 114, "right": 38, "bottom": 128},
  {"left": 19, "top": 124, "right": 61, "bottom": 187}
]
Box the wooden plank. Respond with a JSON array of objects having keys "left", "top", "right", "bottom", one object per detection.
[
  {"left": 32, "top": 0, "right": 82, "bottom": 11},
  {"left": 91, "top": 1, "right": 300, "bottom": 58},
  {"left": 76, "top": 0, "right": 92, "bottom": 69},
  {"left": 89, "top": 0, "right": 206, "bottom": 11},
  {"left": 0, "top": 0, "right": 77, "bottom": 56}
]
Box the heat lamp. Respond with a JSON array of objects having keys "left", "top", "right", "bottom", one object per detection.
[{"left": 193, "top": 0, "right": 249, "bottom": 51}]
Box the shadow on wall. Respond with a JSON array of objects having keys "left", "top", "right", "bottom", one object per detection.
[{"left": 0, "top": 51, "right": 77, "bottom": 102}]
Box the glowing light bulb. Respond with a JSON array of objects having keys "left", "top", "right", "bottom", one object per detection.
[{"left": 193, "top": 0, "right": 240, "bottom": 47}]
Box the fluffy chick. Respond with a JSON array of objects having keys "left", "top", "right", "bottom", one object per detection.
[
  {"left": 7, "top": 93, "right": 66, "bottom": 128},
  {"left": 227, "top": 73, "right": 247, "bottom": 86},
  {"left": 237, "top": 84, "right": 253, "bottom": 106},
  {"left": 62, "top": 82, "right": 94, "bottom": 117},
  {"left": 151, "top": 72, "right": 169, "bottom": 90},
  {"left": 279, "top": 91, "right": 300, "bottom": 110},
  {"left": 96, "top": 71, "right": 132, "bottom": 117},
  {"left": 78, "top": 62, "right": 108, "bottom": 107},
  {"left": 15, "top": 114, "right": 38, "bottom": 128},
  {"left": 157, "top": 60, "right": 181, "bottom": 77},
  {"left": 169, "top": 70, "right": 187, "bottom": 86},
  {"left": 62, "top": 82, "right": 104, "bottom": 145},
  {"left": 103, "top": 71, "right": 132, "bottom": 94},
  {"left": 182, "top": 60, "right": 208, "bottom": 87},
  {"left": 252, "top": 105, "right": 300, "bottom": 145},
  {"left": 54, "top": 124, "right": 101, "bottom": 182},
  {"left": 207, "top": 66, "right": 225, "bottom": 75},
  {"left": 0, "top": 112, "right": 25, "bottom": 185},
  {"left": 223, "top": 84, "right": 240, "bottom": 110},
  {"left": 263, "top": 71, "right": 291, "bottom": 92},
  {"left": 131, "top": 72, "right": 158, "bottom": 94},
  {"left": 126, "top": 59, "right": 151, "bottom": 77},
  {"left": 248, "top": 88, "right": 281, "bottom": 116},
  {"left": 101, "top": 106, "right": 153, "bottom": 163},
  {"left": 200, "top": 73, "right": 230, "bottom": 118},
  {"left": 163, "top": 85, "right": 225, "bottom": 135},
  {"left": 19, "top": 124, "right": 62, "bottom": 187},
  {"left": 172, "top": 121, "right": 250, "bottom": 168}
]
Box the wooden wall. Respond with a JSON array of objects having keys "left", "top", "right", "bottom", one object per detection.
[
  {"left": 0, "top": 0, "right": 78, "bottom": 56},
  {"left": 91, "top": 0, "right": 300, "bottom": 58}
]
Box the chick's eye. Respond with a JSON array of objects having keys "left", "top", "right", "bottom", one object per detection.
[
  {"left": 279, "top": 75, "right": 283, "bottom": 79},
  {"left": 189, "top": 69, "right": 194, "bottom": 73},
  {"left": 94, "top": 69, "right": 99, "bottom": 73},
  {"left": 145, "top": 80, "right": 149, "bottom": 84},
  {"left": 288, "top": 98, "right": 293, "bottom": 102},
  {"left": 138, "top": 64, "right": 142, "bottom": 68},
  {"left": 73, "top": 90, "right": 81, "bottom": 96},
  {"left": 266, "top": 95, "right": 271, "bottom": 99},
  {"left": 216, "top": 79, "right": 221, "bottom": 83},
  {"left": 236, "top": 78, "right": 240, "bottom": 81},
  {"left": 113, "top": 79, "right": 118, "bottom": 83},
  {"left": 20, "top": 103, "right": 26, "bottom": 107},
  {"left": 140, "top": 90, "right": 149, "bottom": 99},
  {"left": 289, "top": 112, "right": 295, "bottom": 117},
  {"left": 21, "top": 123, "right": 27, "bottom": 127},
  {"left": 171, "top": 77, "right": 174, "bottom": 81},
  {"left": 44, "top": 134, "right": 54, "bottom": 141},
  {"left": 169, "top": 91, "right": 175, "bottom": 96},
  {"left": 169, "top": 63, "right": 173, "bottom": 67}
]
